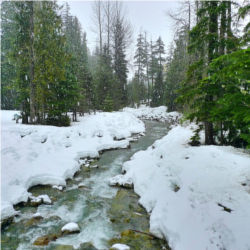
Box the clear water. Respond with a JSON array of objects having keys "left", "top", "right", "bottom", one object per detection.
[{"left": 1, "top": 121, "right": 169, "bottom": 250}]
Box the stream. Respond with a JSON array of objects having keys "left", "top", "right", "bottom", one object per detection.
[{"left": 1, "top": 120, "right": 170, "bottom": 250}]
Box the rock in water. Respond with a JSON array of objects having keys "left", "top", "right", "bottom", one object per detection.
[
  {"left": 33, "top": 234, "right": 57, "bottom": 246},
  {"left": 32, "top": 212, "right": 43, "bottom": 219},
  {"left": 110, "top": 243, "right": 130, "bottom": 250},
  {"left": 109, "top": 175, "right": 133, "bottom": 188},
  {"left": 61, "top": 222, "right": 80, "bottom": 234}
]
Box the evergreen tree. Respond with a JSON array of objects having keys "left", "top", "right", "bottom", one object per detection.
[
  {"left": 151, "top": 37, "right": 165, "bottom": 107},
  {"left": 12, "top": 1, "right": 34, "bottom": 123},
  {"left": 178, "top": 0, "right": 247, "bottom": 146},
  {"left": 134, "top": 32, "right": 146, "bottom": 102},
  {"left": 148, "top": 39, "right": 158, "bottom": 89},
  {"left": 94, "top": 45, "right": 115, "bottom": 110},
  {"left": 164, "top": 26, "right": 189, "bottom": 111},
  {"left": 112, "top": 13, "right": 128, "bottom": 109},
  {"left": 1, "top": 1, "right": 18, "bottom": 110}
]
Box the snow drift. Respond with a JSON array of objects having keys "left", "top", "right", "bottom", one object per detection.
[
  {"left": 112, "top": 123, "right": 250, "bottom": 250},
  {"left": 1, "top": 110, "right": 145, "bottom": 220}
]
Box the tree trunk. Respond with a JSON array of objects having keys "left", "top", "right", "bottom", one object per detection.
[
  {"left": 204, "top": 1, "right": 218, "bottom": 145},
  {"left": 219, "top": 1, "right": 226, "bottom": 55},
  {"left": 29, "top": 2, "right": 35, "bottom": 124},
  {"left": 205, "top": 121, "right": 214, "bottom": 145}
]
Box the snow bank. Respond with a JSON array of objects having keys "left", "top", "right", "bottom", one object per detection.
[
  {"left": 111, "top": 124, "right": 250, "bottom": 250},
  {"left": 123, "top": 105, "right": 181, "bottom": 123},
  {"left": 1, "top": 110, "right": 145, "bottom": 220}
]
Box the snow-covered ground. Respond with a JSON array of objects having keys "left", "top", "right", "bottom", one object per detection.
[
  {"left": 1, "top": 110, "right": 145, "bottom": 221},
  {"left": 111, "top": 121, "right": 250, "bottom": 250},
  {"left": 123, "top": 105, "right": 181, "bottom": 123}
]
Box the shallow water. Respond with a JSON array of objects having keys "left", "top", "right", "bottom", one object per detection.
[{"left": 1, "top": 121, "right": 170, "bottom": 250}]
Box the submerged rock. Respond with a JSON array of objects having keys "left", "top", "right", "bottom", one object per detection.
[
  {"left": 109, "top": 230, "right": 168, "bottom": 250},
  {"left": 33, "top": 234, "right": 57, "bottom": 246},
  {"left": 53, "top": 245, "right": 74, "bottom": 250},
  {"left": 79, "top": 242, "right": 98, "bottom": 249},
  {"left": 1, "top": 216, "right": 15, "bottom": 229},
  {"left": 25, "top": 216, "right": 43, "bottom": 227}
]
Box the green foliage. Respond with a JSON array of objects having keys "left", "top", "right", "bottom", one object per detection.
[
  {"left": 1, "top": 1, "right": 18, "bottom": 110},
  {"left": 103, "top": 94, "right": 114, "bottom": 112},
  {"left": 189, "top": 124, "right": 203, "bottom": 146},
  {"left": 208, "top": 48, "right": 250, "bottom": 147},
  {"left": 45, "top": 115, "right": 71, "bottom": 127},
  {"left": 164, "top": 27, "right": 189, "bottom": 111},
  {"left": 152, "top": 71, "right": 164, "bottom": 107}
]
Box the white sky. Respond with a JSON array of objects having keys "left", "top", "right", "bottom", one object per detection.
[{"left": 62, "top": 0, "right": 181, "bottom": 77}]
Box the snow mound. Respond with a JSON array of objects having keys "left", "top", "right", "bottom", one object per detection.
[
  {"left": 123, "top": 105, "right": 181, "bottom": 123},
  {"left": 112, "top": 124, "right": 250, "bottom": 250},
  {"left": 1, "top": 110, "right": 145, "bottom": 220},
  {"left": 111, "top": 243, "right": 130, "bottom": 250},
  {"left": 61, "top": 222, "right": 80, "bottom": 233}
]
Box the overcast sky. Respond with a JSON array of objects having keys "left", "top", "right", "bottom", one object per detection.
[{"left": 62, "top": 0, "right": 181, "bottom": 76}]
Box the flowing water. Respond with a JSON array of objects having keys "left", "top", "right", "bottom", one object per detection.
[{"left": 1, "top": 121, "right": 170, "bottom": 250}]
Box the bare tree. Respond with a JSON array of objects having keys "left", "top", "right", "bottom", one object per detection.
[
  {"left": 92, "top": 0, "right": 103, "bottom": 53},
  {"left": 104, "top": 1, "right": 114, "bottom": 54},
  {"left": 166, "top": 1, "right": 195, "bottom": 33}
]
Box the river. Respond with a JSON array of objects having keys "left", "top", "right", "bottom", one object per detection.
[{"left": 1, "top": 120, "right": 170, "bottom": 250}]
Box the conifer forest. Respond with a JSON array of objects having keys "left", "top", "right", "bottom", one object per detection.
[{"left": 1, "top": 0, "right": 249, "bottom": 148}]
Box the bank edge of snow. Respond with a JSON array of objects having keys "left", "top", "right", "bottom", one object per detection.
[
  {"left": 123, "top": 105, "right": 181, "bottom": 123},
  {"left": 1, "top": 110, "right": 145, "bottom": 221},
  {"left": 111, "top": 124, "right": 250, "bottom": 250}
]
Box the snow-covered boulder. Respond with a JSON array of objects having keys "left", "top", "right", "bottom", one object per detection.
[
  {"left": 61, "top": 222, "right": 80, "bottom": 234},
  {"left": 110, "top": 243, "right": 130, "bottom": 250},
  {"left": 109, "top": 175, "right": 133, "bottom": 188},
  {"left": 29, "top": 194, "right": 52, "bottom": 206},
  {"left": 32, "top": 212, "right": 43, "bottom": 219}
]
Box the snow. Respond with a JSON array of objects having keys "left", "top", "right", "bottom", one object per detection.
[
  {"left": 109, "top": 174, "right": 133, "bottom": 188},
  {"left": 123, "top": 105, "right": 181, "bottom": 123},
  {"left": 61, "top": 222, "right": 80, "bottom": 233},
  {"left": 1, "top": 110, "right": 145, "bottom": 220},
  {"left": 111, "top": 243, "right": 130, "bottom": 250},
  {"left": 111, "top": 123, "right": 250, "bottom": 250},
  {"left": 52, "top": 185, "right": 63, "bottom": 191},
  {"left": 32, "top": 212, "right": 42, "bottom": 218}
]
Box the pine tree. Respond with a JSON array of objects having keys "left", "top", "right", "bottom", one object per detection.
[
  {"left": 178, "top": 0, "right": 246, "bottom": 146},
  {"left": 94, "top": 45, "right": 115, "bottom": 110},
  {"left": 34, "top": 1, "right": 69, "bottom": 125},
  {"left": 151, "top": 37, "right": 165, "bottom": 107},
  {"left": 112, "top": 13, "right": 128, "bottom": 109},
  {"left": 1, "top": 1, "right": 18, "bottom": 110},
  {"left": 13, "top": 1, "right": 34, "bottom": 123},
  {"left": 148, "top": 40, "right": 158, "bottom": 101},
  {"left": 165, "top": 26, "right": 189, "bottom": 111},
  {"left": 134, "top": 32, "right": 146, "bottom": 102}
]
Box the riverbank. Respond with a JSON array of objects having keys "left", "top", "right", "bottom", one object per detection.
[
  {"left": 111, "top": 121, "right": 250, "bottom": 250},
  {"left": 1, "top": 110, "right": 145, "bottom": 222}
]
